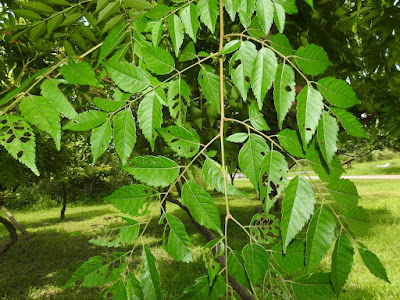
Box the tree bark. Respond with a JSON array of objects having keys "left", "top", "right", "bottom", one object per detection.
[
  {"left": 61, "top": 182, "right": 67, "bottom": 220},
  {"left": 0, "top": 206, "right": 29, "bottom": 235},
  {"left": 166, "top": 196, "right": 254, "bottom": 300},
  {"left": 0, "top": 215, "right": 18, "bottom": 255}
]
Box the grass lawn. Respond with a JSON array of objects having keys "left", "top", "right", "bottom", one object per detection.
[{"left": 1, "top": 179, "right": 399, "bottom": 299}]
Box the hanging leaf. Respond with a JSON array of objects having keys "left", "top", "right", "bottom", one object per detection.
[
  {"left": 121, "top": 156, "right": 179, "bottom": 188},
  {"left": 291, "top": 273, "right": 335, "bottom": 300},
  {"left": 297, "top": 85, "right": 324, "bottom": 150},
  {"left": 317, "top": 77, "right": 360, "bottom": 108},
  {"left": 113, "top": 109, "right": 137, "bottom": 165},
  {"left": 0, "top": 114, "right": 39, "bottom": 176},
  {"left": 180, "top": 3, "right": 200, "bottom": 42},
  {"left": 181, "top": 181, "right": 223, "bottom": 235},
  {"left": 295, "top": 44, "right": 332, "bottom": 76},
  {"left": 281, "top": 176, "right": 315, "bottom": 252},
  {"left": 93, "top": 97, "right": 125, "bottom": 112},
  {"left": 158, "top": 125, "right": 200, "bottom": 158},
  {"left": 165, "top": 214, "right": 194, "bottom": 263},
  {"left": 226, "top": 132, "right": 248, "bottom": 143},
  {"left": 270, "top": 33, "right": 293, "bottom": 57},
  {"left": 19, "top": 95, "right": 61, "bottom": 151},
  {"left": 256, "top": 0, "right": 274, "bottom": 35},
  {"left": 358, "top": 247, "right": 390, "bottom": 283},
  {"left": 330, "top": 107, "right": 368, "bottom": 138},
  {"left": 47, "top": 13, "right": 64, "bottom": 36},
  {"left": 197, "top": 0, "right": 219, "bottom": 33},
  {"left": 63, "top": 110, "right": 108, "bottom": 131},
  {"left": 182, "top": 275, "right": 226, "bottom": 300},
  {"left": 103, "top": 61, "right": 150, "bottom": 93},
  {"left": 202, "top": 158, "right": 243, "bottom": 196},
  {"left": 41, "top": 79, "right": 77, "bottom": 119},
  {"left": 317, "top": 111, "right": 339, "bottom": 166},
  {"left": 141, "top": 247, "right": 162, "bottom": 300},
  {"left": 248, "top": 101, "right": 270, "bottom": 131},
  {"left": 19, "top": 1, "right": 55, "bottom": 14},
  {"left": 90, "top": 118, "right": 112, "bottom": 164},
  {"left": 272, "top": 239, "right": 305, "bottom": 274},
  {"left": 238, "top": 133, "right": 269, "bottom": 192},
  {"left": 232, "top": 64, "right": 250, "bottom": 102},
  {"left": 223, "top": 0, "right": 240, "bottom": 21},
  {"left": 168, "top": 14, "right": 184, "bottom": 57},
  {"left": 242, "top": 243, "right": 270, "bottom": 286},
  {"left": 219, "top": 40, "right": 241, "bottom": 55},
  {"left": 238, "top": 0, "right": 256, "bottom": 28},
  {"left": 305, "top": 207, "right": 336, "bottom": 272},
  {"left": 60, "top": 61, "right": 98, "bottom": 86},
  {"left": 138, "top": 92, "right": 162, "bottom": 151},
  {"left": 273, "top": 2, "right": 285, "bottom": 33},
  {"left": 250, "top": 47, "right": 278, "bottom": 110},
  {"left": 105, "top": 184, "right": 153, "bottom": 216},
  {"left": 142, "top": 46, "right": 175, "bottom": 75},
  {"left": 151, "top": 21, "right": 163, "bottom": 47},
  {"left": 277, "top": 129, "right": 305, "bottom": 158},
  {"left": 259, "top": 150, "right": 288, "bottom": 213},
  {"left": 274, "top": 63, "right": 295, "bottom": 129},
  {"left": 331, "top": 234, "right": 354, "bottom": 296},
  {"left": 343, "top": 206, "right": 370, "bottom": 237},
  {"left": 98, "top": 1, "right": 121, "bottom": 24},
  {"left": 276, "top": 0, "right": 298, "bottom": 14},
  {"left": 198, "top": 67, "right": 221, "bottom": 113},
  {"left": 326, "top": 179, "right": 359, "bottom": 211},
  {"left": 98, "top": 23, "right": 127, "bottom": 63},
  {"left": 227, "top": 250, "right": 251, "bottom": 289}
]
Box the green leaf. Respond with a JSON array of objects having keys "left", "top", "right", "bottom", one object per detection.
[
  {"left": 98, "top": 1, "right": 121, "bottom": 23},
  {"left": 60, "top": 61, "right": 98, "bottom": 86},
  {"left": 226, "top": 132, "right": 248, "bottom": 143},
  {"left": 105, "top": 184, "right": 153, "bottom": 216},
  {"left": 102, "top": 14, "right": 125, "bottom": 34},
  {"left": 121, "top": 156, "right": 179, "bottom": 188},
  {"left": 238, "top": 0, "right": 256, "bottom": 28},
  {"left": 151, "top": 21, "right": 163, "bottom": 47},
  {"left": 256, "top": 0, "right": 274, "bottom": 35},
  {"left": 331, "top": 234, "right": 354, "bottom": 296},
  {"left": 297, "top": 85, "right": 324, "bottom": 150},
  {"left": 292, "top": 273, "right": 335, "bottom": 300},
  {"left": 90, "top": 119, "right": 112, "bottom": 164},
  {"left": 98, "top": 23, "right": 127, "bottom": 63},
  {"left": 63, "top": 110, "right": 108, "bottom": 131},
  {"left": 317, "top": 111, "right": 339, "bottom": 166},
  {"left": 259, "top": 150, "right": 288, "bottom": 212},
  {"left": 158, "top": 125, "right": 200, "bottom": 158},
  {"left": 113, "top": 109, "right": 137, "bottom": 165},
  {"left": 181, "top": 181, "right": 223, "bottom": 235},
  {"left": 251, "top": 47, "right": 278, "bottom": 110},
  {"left": 248, "top": 101, "right": 270, "bottom": 131},
  {"left": 358, "top": 248, "right": 390, "bottom": 283},
  {"left": 305, "top": 207, "right": 336, "bottom": 272},
  {"left": 142, "top": 46, "right": 175, "bottom": 75},
  {"left": 242, "top": 243, "right": 270, "bottom": 286},
  {"left": 41, "top": 79, "right": 77, "bottom": 119},
  {"left": 198, "top": 67, "right": 221, "bottom": 113},
  {"left": 141, "top": 247, "right": 162, "bottom": 300},
  {"left": 270, "top": 33, "right": 293, "bottom": 57},
  {"left": 326, "top": 179, "right": 359, "bottom": 211},
  {"left": 103, "top": 61, "right": 150, "bottom": 93},
  {"left": 295, "top": 44, "right": 332, "bottom": 76},
  {"left": 30, "top": 21, "right": 46, "bottom": 40},
  {"left": 167, "top": 78, "right": 190, "bottom": 119},
  {"left": 137, "top": 92, "right": 162, "bottom": 151},
  {"left": 168, "top": 14, "right": 184, "bottom": 57},
  {"left": 272, "top": 239, "right": 305, "bottom": 274},
  {"left": 47, "top": 13, "right": 64, "bottom": 36},
  {"left": 227, "top": 250, "right": 251, "bottom": 289},
  {"left": 239, "top": 134, "right": 269, "bottom": 192},
  {"left": 273, "top": 2, "right": 285, "bottom": 33},
  {"left": 276, "top": 0, "right": 298, "bottom": 14},
  {"left": 343, "top": 206, "right": 370, "bottom": 237},
  {"left": 281, "top": 176, "right": 315, "bottom": 252},
  {"left": 179, "top": 42, "right": 197, "bottom": 62},
  {"left": 180, "top": 3, "right": 200, "bottom": 42},
  {"left": 165, "top": 214, "right": 194, "bottom": 263},
  {"left": 230, "top": 41, "right": 257, "bottom": 77},
  {"left": 219, "top": 40, "right": 241, "bottom": 55},
  {"left": 203, "top": 158, "right": 242, "bottom": 196},
  {"left": 19, "top": 95, "right": 61, "bottom": 150},
  {"left": 197, "top": 0, "right": 219, "bottom": 34},
  {"left": 19, "top": 1, "right": 55, "bottom": 14},
  {"left": 13, "top": 9, "right": 42, "bottom": 20},
  {"left": 60, "top": 12, "right": 81, "bottom": 26},
  {"left": 304, "top": 0, "right": 314, "bottom": 10},
  {"left": 93, "top": 97, "right": 125, "bottom": 112},
  {"left": 274, "top": 63, "right": 295, "bottom": 129},
  {"left": 277, "top": 129, "right": 305, "bottom": 158},
  {"left": 223, "top": 0, "right": 241, "bottom": 21},
  {"left": 181, "top": 275, "right": 226, "bottom": 300},
  {"left": 125, "top": 0, "right": 152, "bottom": 9},
  {"left": 330, "top": 107, "right": 368, "bottom": 138},
  {"left": 89, "top": 217, "right": 140, "bottom": 247},
  {"left": 232, "top": 64, "right": 250, "bottom": 102},
  {"left": 64, "top": 253, "right": 125, "bottom": 288},
  {"left": 317, "top": 77, "right": 360, "bottom": 108},
  {"left": 0, "top": 114, "right": 39, "bottom": 176}
]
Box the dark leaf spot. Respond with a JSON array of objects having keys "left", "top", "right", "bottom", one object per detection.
[
  {"left": 6, "top": 135, "right": 15, "bottom": 143},
  {"left": 285, "top": 85, "right": 292, "bottom": 92},
  {"left": 20, "top": 137, "right": 30, "bottom": 143},
  {"left": 0, "top": 119, "right": 7, "bottom": 124},
  {"left": 17, "top": 151, "right": 23, "bottom": 158},
  {"left": 15, "top": 126, "right": 24, "bottom": 130}
]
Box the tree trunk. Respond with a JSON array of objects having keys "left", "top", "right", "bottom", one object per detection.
[
  {"left": 61, "top": 182, "right": 67, "bottom": 220},
  {"left": 0, "top": 206, "right": 29, "bottom": 235},
  {"left": 166, "top": 196, "right": 254, "bottom": 300},
  {"left": 0, "top": 215, "right": 18, "bottom": 255}
]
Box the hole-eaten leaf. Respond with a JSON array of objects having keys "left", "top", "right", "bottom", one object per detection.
[
  {"left": 285, "top": 85, "right": 292, "bottom": 92},
  {"left": 6, "top": 135, "right": 15, "bottom": 143},
  {"left": 20, "top": 137, "right": 30, "bottom": 143}
]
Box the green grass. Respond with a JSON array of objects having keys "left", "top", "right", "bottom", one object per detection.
[{"left": 1, "top": 180, "right": 399, "bottom": 299}]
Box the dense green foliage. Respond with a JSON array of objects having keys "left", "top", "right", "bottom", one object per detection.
[{"left": 0, "top": 0, "right": 393, "bottom": 299}]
